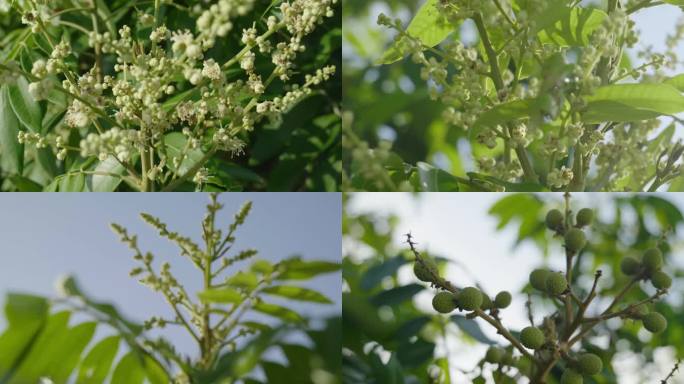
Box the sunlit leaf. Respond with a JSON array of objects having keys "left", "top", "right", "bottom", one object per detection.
[
  {"left": 262, "top": 285, "right": 332, "bottom": 303},
  {"left": 377, "top": 0, "right": 453, "bottom": 64},
  {"left": 582, "top": 83, "right": 684, "bottom": 123},
  {"left": 198, "top": 288, "right": 242, "bottom": 304}
]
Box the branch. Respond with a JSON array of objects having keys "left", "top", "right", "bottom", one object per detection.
[
  {"left": 661, "top": 360, "right": 681, "bottom": 383},
  {"left": 406, "top": 233, "right": 535, "bottom": 361}
]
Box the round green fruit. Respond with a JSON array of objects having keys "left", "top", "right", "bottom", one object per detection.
[
  {"left": 576, "top": 208, "right": 594, "bottom": 227},
  {"left": 458, "top": 287, "right": 483, "bottom": 311},
  {"left": 501, "top": 351, "right": 514, "bottom": 366},
  {"left": 494, "top": 291, "right": 512, "bottom": 309},
  {"left": 631, "top": 304, "right": 650, "bottom": 318},
  {"left": 481, "top": 294, "right": 493, "bottom": 310},
  {"left": 642, "top": 312, "right": 667, "bottom": 333},
  {"left": 642, "top": 248, "right": 663, "bottom": 273},
  {"left": 414, "top": 257, "right": 437, "bottom": 282},
  {"left": 620, "top": 256, "right": 641, "bottom": 276},
  {"left": 560, "top": 369, "right": 583, "bottom": 384},
  {"left": 565, "top": 228, "right": 587, "bottom": 253},
  {"left": 520, "top": 326, "right": 545, "bottom": 350},
  {"left": 546, "top": 209, "right": 564, "bottom": 230},
  {"left": 651, "top": 270, "right": 672, "bottom": 290},
  {"left": 485, "top": 347, "right": 504, "bottom": 364},
  {"left": 577, "top": 353, "right": 602, "bottom": 375},
  {"left": 432, "top": 291, "right": 456, "bottom": 314},
  {"left": 530, "top": 269, "right": 550, "bottom": 291},
  {"left": 546, "top": 272, "right": 568, "bottom": 295}
]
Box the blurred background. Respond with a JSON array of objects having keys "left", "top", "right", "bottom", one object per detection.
[
  {"left": 343, "top": 192, "right": 684, "bottom": 383},
  {"left": 342, "top": 0, "right": 684, "bottom": 189},
  {"left": 0, "top": 192, "right": 342, "bottom": 382}
]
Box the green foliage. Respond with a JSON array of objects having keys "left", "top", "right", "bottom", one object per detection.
[
  {"left": 0, "top": 193, "right": 340, "bottom": 383},
  {"left": 343, "top": 193, "right": 684, "bottom": 382},
  {"left": 344, "top": 0, "right": 684, "bottom": 191},
  {"left": 0, "top": 0, "right": 341, "bottom": 192}
]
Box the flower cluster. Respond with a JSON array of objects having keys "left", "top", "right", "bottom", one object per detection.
[
  {"left": 376, "top": 1, "right": 684, "bottom": 191},
  {"left": 3, "top": 0, "right": 338, "bottom": 191}
]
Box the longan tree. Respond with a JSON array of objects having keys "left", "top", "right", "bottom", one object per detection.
[{"left": 407, "top": 194, "right": 676, "bottom": 383}]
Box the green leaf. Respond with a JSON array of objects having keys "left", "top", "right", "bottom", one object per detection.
[
  {"left": 240, "top": 321, "right": 272, "bottom": 332},
  {"left": 537, "top": 7, "right": 607, "bottom": 46},
  {"left": 415, "top": 162, "right": 460, "bottom": 191},
  {"left": 253, "top": 302, "right": 305, "bottom": 323},
  {"left": 663, "top": 0, "right": 684, "bottom": 5},
  {"left": 279, "top": 259, "right": 341, "bottom": 280},
  {"left": 8, "top": 311, "right": 71, "bottom": 383},
  {"left": 76, "top": 336, "right": 121, "bottom": 384},
  {"left": 57, "top": 276, "right": 143, "bottom": 335},
  {"left": 370, "top": 284, "right": 424, "bottom": 307},
  {"left": 7, "top": 77, "right": 42, "bottom": 133},
  {"left": 251, "top": 260, "right": 274, "bottom": 274},
  {"left": 0, "top": 294, "right": 49, "bottom": 376},
  {"left": 47, "top": 322, "right": 98, "bottom": 382},
  {"left": 451, "top": 315, "right": 496, "bottom": 344},
  {"left": 227, "top": 271, "right": 258, "bottom": 289},
  {"left": 262, "top": 286, "right": 332, "bottom": 303},
  {"left": 111, "top": 352, "right": 146, "bottom": 384},
  {"left": 142, "top": 355, "right": 169, "bottom": 384},
  {"left": 198, "top": 288, "right": 242, "bottom": 304},
  {"left": 473, "top": 99, "right": 537, "bottom": 130},
  {"left": 8, "top": 176, "right": 42, "bottom": 191},
  {"left": 0, "top": 86, "right": 24, "bottom": 174},
  {"left": 582, "top": 83, "right": 684, "bottom": 123},
  {"left": 88, "top": 156, "right": 126, "bottom": 192},
  {"left": 360, "top": 255, "right": 407, "bottom": 290},
  {"left": 396, "top": 338, "right": 434, "bottom": 368},
  {"left": 665, "top": 74, "right": 684, "bottom": 91},
  {"left": 377, "top": 0, "right": 453, "bottom": 64},
  {"left": 164, "top": 132, "right": 204, "bottom": 175},
  {"left": 59, "top": 172, "right": 87, "bottom": 192},
  {"left": 36, "top": 147, "right": 58, "bottom": 178}
]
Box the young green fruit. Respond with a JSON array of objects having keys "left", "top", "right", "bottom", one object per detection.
[
  {"left": 620, "top": 256, "right": 641, "bottom": 276},
  {"left": 642, "top": 248, "right": 663, "bottom": 273},
  {"left": 560, "top": 369, "right": 583, "bottom": 384},
  {"left": 642, "top": 312, "right": 667, "bottom": 333},
  {"left": 575, "top": 208, "right": 594, "bottom": 227},
  {"left": 545, "top": 272, "right": 568, "bottom": 295},
  {"left": 545, "top": 209, "right": 564, "bottom": 230},
  {"left": 494, "top": 291, "right": 512, "bottom": 309},
  {"left": 564, "top": 228, "right": 587, "bottom": 253},
  {"left": 630, "top": 304, "right": 650, "bottom": 318},
  {"left": 520, "top": 326, "right": 544, "bottom": 349},
  {"left": 458, "top": 287, "right": 483, "bottom": 311},
  {"left": 501, "top": 351, "right": 514, "bottom": 366},
  {"left": 414, "top": 257, "right": 438, "bottom": 282},
  {"left": 529, "top": 268, "right": 550, "bottom": 291},
  {"left": 432, "top": 291, "right": 457, "bottom": 314},
  {"left": 481, "top": 294, "right": 493, "bottom": 310},
  {"left": 651, "top": 270, "right": 672, "bottom": 290},
  {"left": 577, "top": 353, "right": 602, "bottom": 375},
  {"left": 485, "top": 346, "right": 504, "bottom": 364}
]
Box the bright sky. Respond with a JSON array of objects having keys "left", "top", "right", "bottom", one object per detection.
[
  {"left": 0, "top": 193, "right": 342, "bottom": 366},
  {"left": 346, "top": 192, "right": 684, "bottom": 384}
]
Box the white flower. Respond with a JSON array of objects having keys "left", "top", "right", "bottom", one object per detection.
[
  {"left": 240, "top": 51, "right": 255, "bottom": 71},
  {"left": 202, "top": 59, "right": 222, "bottom": 80}
]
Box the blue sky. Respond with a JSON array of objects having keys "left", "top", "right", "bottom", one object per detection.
[{"left": 0, "top": 192, "right": 342, "bottom": 359}]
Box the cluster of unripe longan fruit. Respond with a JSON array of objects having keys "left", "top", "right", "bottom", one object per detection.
[{"left": 411, "top": 203, "right": 671, "bottom": 383}]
